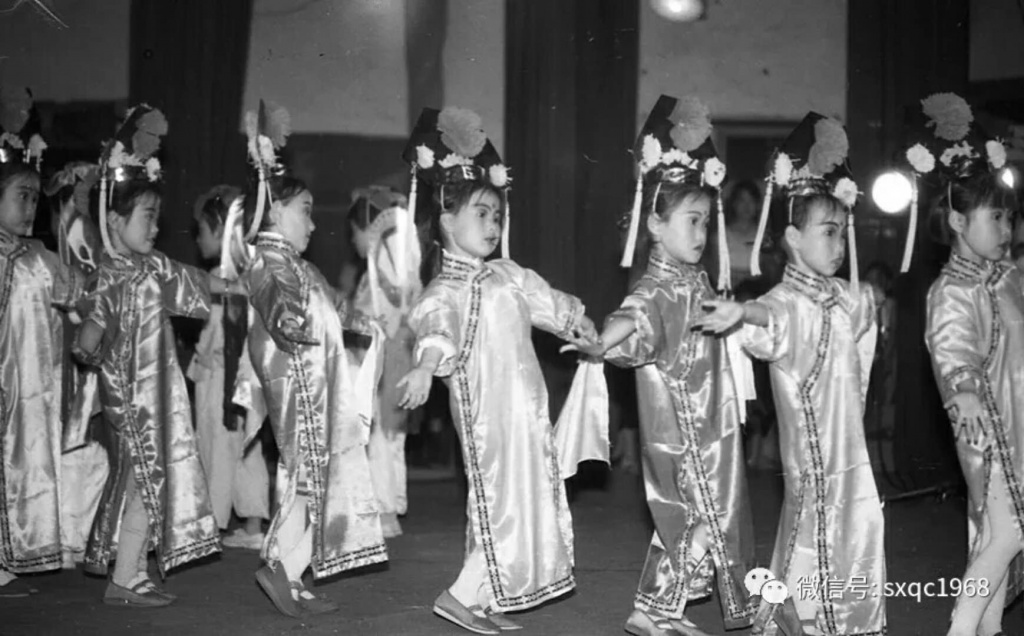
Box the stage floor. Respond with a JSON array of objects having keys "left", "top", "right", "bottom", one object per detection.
[{"left": 2, "top": 467, "right": 1015, "bottom": 635}]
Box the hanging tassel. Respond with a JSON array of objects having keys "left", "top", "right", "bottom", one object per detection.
[
  {"left": 620, "top": 174, "right": 644, "bottom": 268},
  {"left": 749, "top": 178, "right": 773, "bottom": 277},
  {"left": 899, "top": 175, "right": 918, "bottom": 274},
  {"left": 246, "top": 166, "right": 268, "bottom": 241},
  {"left": 501, "top": 188, "right": 511, "bottom": 259},
  {"left": 848, "top": 212, "right": 860, "bottom": 297},
  {"left": 716, "top": 190, "right": 731, "bottom": 293},
  {"left": 99, "top": 175, "right": 114, "bottom": 256},
  {"left": 367, "top": 241, "right": 382, "bottom": 317},
  {"left": 394, "top": 206, "right": 409, "bottom": 289}
]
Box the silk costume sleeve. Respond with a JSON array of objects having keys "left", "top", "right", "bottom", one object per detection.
[
  {"left": 408, "top": 289, "right": 460, "bottom": 377},
  {"left": 40, "top": 247, "right": 84, "bottom": 310},
  {"left": 503, "top": 261, "right": 584, "bottom": 339},
  {"left": 153, "top": 252, "right": 211, "bottom": 319},
  {"left": 73, "top": 269, "right": 115, "bottom": 367},
  {"left": 740, "top": 290, "right": 791, "bottom": 363},
  {"left": 603, "top": 288, "right": 665, "bottom": 367},
  {"left": 925, "top": 283, "right": 985, "bottom": 404},
  {"left": 249, "top": 250, "right": 313, "bottom": 343}
]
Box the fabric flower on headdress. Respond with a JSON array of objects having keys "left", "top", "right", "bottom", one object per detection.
[
  {"left": 986, "top": 140, "right": 1007, "bottom": 169},
  {"left": 437, "top": 107, "right": 487, "bottom": 159},
  {"left": 807, "top": 118, "right": 849, "bottom": 176},
  {"left": 939, "top": 141, "right": 975, "bottom": 168},
  {"left": 773, "top": 153, "right": 793, "bottom": 186},
  {"left": 439, "top": 153, "right": 474, "bottom": 169},
  {"left": 906, "top": 144, "right": 935, "bottom": 174},
  {"left": 489, "top": 164, "right": 511, "bottom": 188},
  {"left": 640, "top": 135, "right": 662, "bottom": 171},
  {"left": 145, "top": 157, "right": 161, "bottom": 182},
  {"left": 27, "top": 134, "right": 47, "bottom": 160},
  {"left": 832, "top": 178, "right": 859, "bottom": 207},
  {"left": 0, "top": 132, "right": 24, "bottom": 151},
  {"left": 660, "top": 148, "right": 694, "bottom": 168},
  {"left": 416, "top": 145, "right": 435, "bottom": 170},
  {"left": 668, "top": 97, "right": 712, "bottom": 152},
  {"left": 106, "top": 141, "right": 127, "bottom": 170},
  {"left": 131, "top": 109, "right": 169, "bottom": 160},
  {"left": 245, "top": 101, "right": 290, "bottom": 177},
  {"left": 922, "top": 93, "right": 973, "bottom": 142},
  {"left": 704, "top": 157, "right": 726, "bottom": 187}
]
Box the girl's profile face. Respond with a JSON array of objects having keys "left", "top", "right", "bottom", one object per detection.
[
  {"left": 788, "top": 201, "right": 848, "bottom": 277},
  {"left": 195, "top": 218, "right": 222, "bottom": 261},
  {"left": 442, "top": 189, "right": 502, "bottom": 260},
  {"left": 649, "top": 193, "right": 710, "bottom": 265},
  {"left": 954, "top": 204, "right": 1012, "bottom": 262},
  {"left": 0, "top": 173, "right": 40, "bottom": 237},
  {"left": 270, "top": 190, "right": 315, "bottom": 253},
  {"left": 112, "top": 193, "right": 161, "bottom": 255}
]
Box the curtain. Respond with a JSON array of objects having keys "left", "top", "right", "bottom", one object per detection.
[
  {"left": 129, "top": 0, "right": 254, "bottom": 265},
  {"left": 847, "top": 0, "right": 969, "bottom": 489}
]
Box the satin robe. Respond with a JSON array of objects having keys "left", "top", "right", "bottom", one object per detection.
[
  {"left": 409, "top": 250, "right": 579, "bottom": 612},
  {"left": 79, "top": 251, "right": 220, "bottom": 576},
  {"left": 925, "top": 254, "right": 1024, "bottom": 607},
  {"left": 353, "top": 231, "right": 422, "bottom": 518},
  {"left": 741, "top": 264, "right": 885, "bottom": 636},
  {"left": 0, "top": 230, "right": 82, "bottom": 573},
  {"left": 604, "top": 248, "right": 755, "bottom": 628},
  {"left": 245, "top": 232, "right": 386, "bottom": 578}
]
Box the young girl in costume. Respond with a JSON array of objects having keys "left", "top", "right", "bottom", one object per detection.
[
  {"left": 188, "top": 184, "right": 269, "bottom": 549},
  {"left": 697, "top": 113, "right": 886, "bottom": 636},
  {"left": 568, "top": 95, "right": 755, "bottom": 636},
  {"left": 228, "top": 102, "right": 387, "bottom": 619},
  {"left": 349, "top": 185, "right": 422, "bottom": 539},
  {"left": 74, "top": 105, "right": 223, "bottom": 607},
  {"left": 0, "top": 89, "right": 82, "bottom": 597},
  {"left": 397, "top": 107, "right": 600, "bottom": 635},
  {"left": 910, "top": 93, "right": 1023, "bottom": 636},
  {"left": 44, "top": 161, "right": 110, "bottom": 570}
]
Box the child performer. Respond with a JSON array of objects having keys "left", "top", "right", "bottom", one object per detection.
[
  {"left": 228, "top": 102, "right": 387, "bottom": 619},
  {"left": 567, "top": 95, "right": 755, "bottom": 636},
  {"left": 73, "top": 105, "right": 223, "bottom": 607},
  {"left": 0, "top": 91, "right": 82, "bottom": 597},
  {"left": 908, "top": 93, "right": 1023, "bottom": 636},
  {"left": 44, "top": 162, "right": 110, "bottom": 570},
  {"left": 397, "top": 107, "right": 600, "bottom": 634},
  {"left": 189, "top": 184, "right": 269, "bottom": 549},
  {"left": 696, "top": 113, "right": 886, "bottom": 636},
  {"left": 349, "top": 185, "right": 423, "bottom": 538}
]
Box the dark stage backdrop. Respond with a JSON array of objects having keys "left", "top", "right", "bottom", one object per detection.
[
  {"left": 847, "top": 0, "right": 971, "bottom": 489},
  {"left": 506, "top": 0, "right": 640, "bottom": 439},
  {"left": 128, "top": 0, "right": 254, "bottom": 266}
]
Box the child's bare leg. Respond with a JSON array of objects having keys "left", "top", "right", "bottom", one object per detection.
[
  {"left": 977, "top": 568, "right": 1008, "bottom": 636},
  {"left": 948, "top": 468, "right": 1020, "bottom": 636},
  {"left": 244, "top": 517, "right": 263, "bottom": 535}
]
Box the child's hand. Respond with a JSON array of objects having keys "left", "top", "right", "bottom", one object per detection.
[
  {"left": 572, "top": 316, "right": 600, "bottom": 345},
  {"left": 693, "top": 300, "right": 744, "bottom": 334},
  {"left": 226, "top": 279, "right": 248, "bottom": 296},
  {"left": 559, "top": 340, "right": 605, "bottom": 359},
  {"left": 946, "top": 391, "right": 989, "bottom": 449},
  {"left": 273, "top": 312, "right": 320, "bottom": 353},
  {"left": 397, "top": 367, "right": 433, "bottom": 410}
]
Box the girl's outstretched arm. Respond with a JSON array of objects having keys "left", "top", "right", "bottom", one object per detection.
[
  {"left": 561, "top": 316, "right": 636, "bottom": 358},
  {"left": 693, "top": 299, "right": 769, "bottom": 334}
]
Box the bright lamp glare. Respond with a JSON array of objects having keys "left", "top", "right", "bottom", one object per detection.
[
  {"left": 871, "top": 171, "right": 914, "bottom": 214},
  {"left": 1000, "top": 167, "right": 1016, "bottom": 189},
  {"left": 651, "top": 0, "right": 704, "bottom": 22}
]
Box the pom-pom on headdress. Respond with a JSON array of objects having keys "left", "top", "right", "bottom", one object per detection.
[
  {"left": 749, "top": 112, "right": 861, "bottom": 293},
  {"left": 351, "top": 185, "right": 421, "bottom": 315},
  {"left": 96, "top": 103, "right": 168, "bottom": 255},
  {"left": 895, "top": 92, "right": 1011, "bottom": 273},
  {"left": 243, "top": 100, "right": 291, "bottom": 241},
  {"left": 620, "top": 95, "right": 730, "bottom": 289},
  {"left": 0, "top": 86, "right": 47, "bottom": 171},
  {"left": 402, "top": 107, "right": 512, "bottom": 257}
]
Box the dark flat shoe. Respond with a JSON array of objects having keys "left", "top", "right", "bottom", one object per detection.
[
  {"left": 255, "top": 565, "right": 303, "bottom": 618},
  {"left": 433, "top": 589, "right": 501, "bottom": 635},
  {"left": 103, "top": 581, "right": 173, "bottom": 608}
]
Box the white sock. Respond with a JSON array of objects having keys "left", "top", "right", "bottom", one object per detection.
[{"left": 0, "top": 569, "right": 16, "bottom": 586}]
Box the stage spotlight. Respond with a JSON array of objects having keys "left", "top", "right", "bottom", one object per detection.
[
  {"left": 871, "top": 171, "right": 913, "bottom": 214},
  {"left": 650, "top": 0, "right": 704, "bottom": 22},
  {"left": 1000, "top": 166, "right": 1016, "bottom": 189}
]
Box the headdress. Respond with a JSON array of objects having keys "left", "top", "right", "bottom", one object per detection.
[
  {"left": 351, "top": 185, "right": 421, "bottom": 315},
  {"left": 0, "top": 86, "right": 47, "bottom": 171},
  {"left": 750, "top": 112, "right": 861, "bottom": 292},
  {"left": 242, "top": 100, "right": 290, "bottom": 241},
  {"left": 194, "top": 184, "right": 243, "bottom": 224},
  {"left": 896, "top": 93, "right": 1012, "bottom": 271},
  {"left": 620, "top": 95, "right": 729, "bottom": 288},
  {"left": 401, "top": 107, "right": 512, "bottom": 257},
  {"left": 96, "top": 103, "right": 168, "bottom": 255}
]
